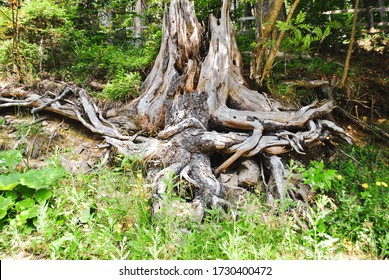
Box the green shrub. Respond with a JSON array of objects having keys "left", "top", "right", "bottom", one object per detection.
[
  {"left": 101, "top": 70, "right": 142, "bottom": 101},
  {"left": 0, "top": 0, "right": 72, "bottom": 80},
  {"left": 277, "top": 11, "right": 332, "bottom": 55},
  {"left": 0, "top": 150, "right": 66, "bottom": 231},
  {"left": 283, "top": 149, "right": 388, "bottom": 259},
  {"left": 69, "top": 43, "right": 155, "bottom": 82},
  {"left": 302, "top": 161, "right": 338, "bottom": 192}
]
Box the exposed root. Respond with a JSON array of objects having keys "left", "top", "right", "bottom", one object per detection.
[
  {"left": 158, "top": 117, "right": 206, "bottom": 140},
  {"left": 215, "top": 121, "right": 263, "bottom": 174},
  {"left": 151, "top": 162, "right": 187, "bottom": 214},
  {"left": 268, "top": 155, "right": 287, "bottom": 203}
]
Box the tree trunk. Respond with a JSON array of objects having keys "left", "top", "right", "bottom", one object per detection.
[
  {"left": 134, "top": 0, "right": 145, "bottom": 44},
  {"left": 0, "top": 0, "right": 352, "bottom": 221},
  {"left": 260, "top": 0, "right": 300, "bottom": 84},
  {"left": 340, "top": 0, "right": 359, "bottom": 88},
  {"left": 250, "top": 0, "right": 285, "bottom": 85}
]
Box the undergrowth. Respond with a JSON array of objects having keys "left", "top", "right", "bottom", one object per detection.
[{"left": 0, "top": 143, "right": 387, "bottom": 260}]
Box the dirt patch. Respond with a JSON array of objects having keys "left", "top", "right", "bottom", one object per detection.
[{"left": 0, "top": 110, "right": 110, "bottom": 173}]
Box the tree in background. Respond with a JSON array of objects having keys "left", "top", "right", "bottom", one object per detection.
[
  {"left": 340, "top": 0, "right": 360, "bottom": 88},
  {"left": 0, "top": 0, "right": 72, "bottom": 83},
  {"left": 250, "top": 0, "right": 285, "bottom": 85}
]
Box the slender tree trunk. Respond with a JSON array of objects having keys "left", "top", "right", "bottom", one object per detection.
[
  {"left": 11, "top": 0, "right": 18, "bottom": 74},
  {"left": 250, "top": 0, "right": 285, "bottom": 85},
  {"left": 340, "top": 0, "right": 359, "bottom": 88},
  {"left": 260, "top": 0, "right": 300, "bottom": 84},
  {"left": 10, "top": 0, "right": 26, "bottom": 82},
  {"left": 134, "top": 0, "right": 145, "bottom": 45}
]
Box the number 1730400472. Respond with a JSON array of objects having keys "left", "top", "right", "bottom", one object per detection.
[{"left": 212, "top": 266, "right": 273, "bottom": 276}]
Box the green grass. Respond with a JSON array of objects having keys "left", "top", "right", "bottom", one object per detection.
[
  {"left": 325, "top": 145, "right": 389, "bottom": 258},
  {"left": 0, "top": 144, "right": 387, "bottom": 260}
]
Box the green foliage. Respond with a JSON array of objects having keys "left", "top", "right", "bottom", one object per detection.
[
  {"left": 22, "top": 0, "right": 69, "bottom": 24},
  {"left": 282, "top": 148, "right": 388, "bottom": 259},
  {"left": 0, "top": 144, "right": 387, "bottom": 260},
  {"left": 114, "top": 154, "right": 146, "bottom": 178},
  {"left": 101, "top": 70, "right": 142, "bottom": 101},
  {"left": 194, "top": 0, "right": 223, "bottom": 23},
  {"left": 300, "top": 195, "right": 339, "bottom": 259},
  {"left": 19, "top": 168, "right": 66, "bottom": 190},
  {"left": 290, "top": 0, "right": 357, "bottom": 51},
  {"left": 0, "top": 0, "right": 73, "bottom": 81},
  {"left": 285, "top": 145, "right": 389, "bottom": 258},
  {"left": 59, "top": 0, "right": 162, "bottom": 85},
  {"left": 277, "top": 11, "right": 332, "bottom": 54},
  {"left": 0, "top": 150, "right": 23, "bottom": 173},
  {"left": 0, "top": 173, "right": 22, "bottom": 191},
  {"left": 236, "top": 29, "right": 256, "bottom": 68},
  {"left": 69, "top": 42, "right": 157, "bottom": 83},
  {"left": 0, "top": 150, "right": 66, "bottom": 230},
  {"left": 0, "top": 0, "right": 163, "bottom": 83},
  {"left": 15, "top": 120, "right": 43, "bottom": 137},
  {"left": 269, "top": 56, "right": 343, "bottom": 104},
  {"left": 325, "top": 145, "right": 389, "bottom": 258},
  {"left": 302, "top": 161, "right": 337, "bottom": 192}
]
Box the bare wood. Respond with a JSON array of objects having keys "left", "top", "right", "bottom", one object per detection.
[{"left": 31, "top": 87, "right": 71, "bottom": 113}]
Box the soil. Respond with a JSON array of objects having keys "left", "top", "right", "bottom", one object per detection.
[
  {"left": 0, "top": 110, "right": 109, "bottom": 173},
  {"left": 335, "top": 47, "right": 389, "bottom": 147}
]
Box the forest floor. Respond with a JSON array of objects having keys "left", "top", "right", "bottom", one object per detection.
[{"left": 0, "top": 112, "right": 108, "bottom": 175}]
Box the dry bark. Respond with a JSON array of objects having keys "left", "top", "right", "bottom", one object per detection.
[{"left": 0, "top": 0, "right": 352, "bottom": 221}]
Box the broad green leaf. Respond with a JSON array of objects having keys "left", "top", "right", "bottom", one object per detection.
[
  {"left": 4, "top": 191, "right": 18, "bottom": 202},
  {"left": 35, "top": 189, "right": 52, "bottom": 204},
  {"left": 0, "top": 173, "right": 21, "bottom": 191},
  {"left": 0, "top": 209, "right": 7, "bottom": 219},
  {"left": 13, "top": 206, "right": 38, "bottom": 226},
  {"left": 18, "top": 206, "right": 38, "bottom": 220},
  {"left": 0, "top": 195, "right": 14, "bottom": 211},
  {"left": 19, "top": 167, "right": 66, "bottom": 190},
  {"left": 0, "top": 195, "right": 14, "bottom": 219},
  {"left": 19, "top": 169, "right": 48, "bottom": 190},
  {"left": 15, "top": 198, "right": 35, "bottom": 212},
  {"left": 41, "top": 167, "right": 66, "bottom": 184},
  {"left": 0, "top": 150, "right": 22, "bottom": 173}
]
